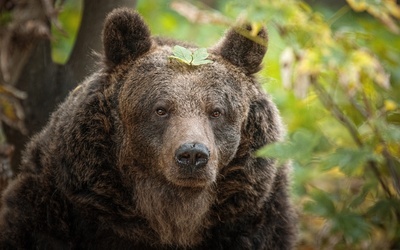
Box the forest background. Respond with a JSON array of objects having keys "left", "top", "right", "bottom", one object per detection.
[{"left": 0, "top": 0, "right": 399, "bottom": 249}]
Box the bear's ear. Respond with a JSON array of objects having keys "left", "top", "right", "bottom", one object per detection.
[
  {"left": 102, "top": 8, "right": 152, "bottom": 65},
  {"left": 236, "top": 97, "right": 283, "bottom": 158},
  {"left": 213, "top": 25, "right": 268, "bottom": 74}
]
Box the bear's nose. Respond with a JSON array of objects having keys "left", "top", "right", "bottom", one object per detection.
[{"left": 175, "top": 143, "right": 210, "bottom": 169}]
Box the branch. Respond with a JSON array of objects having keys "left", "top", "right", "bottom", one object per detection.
[{"left": 310, "top": 76, "right": 393, "bottom": 198}]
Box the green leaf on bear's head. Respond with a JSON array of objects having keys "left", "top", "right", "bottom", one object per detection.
[
  {"left": 191, "top": 48, "right": 213, "bottom": 66},
  {"left": 169, "top": 45, "right": 193, "bottom": 65},
  {"left": 169, "top": 45, "right": 212, "bottom": 66}
]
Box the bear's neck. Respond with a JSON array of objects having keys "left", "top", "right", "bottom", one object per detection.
[{"left": 134, "top": 178, "right": 214, "bottom": 247}]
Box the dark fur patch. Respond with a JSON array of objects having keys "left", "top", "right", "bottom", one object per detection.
[
  {"left": 213, "top": 25, "right": 268, "bottom": 74},
  {"left": 103, "top": 8, "right": 152, "bottom": 66}
]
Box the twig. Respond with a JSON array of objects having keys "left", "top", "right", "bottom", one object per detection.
[
  {"left": 383, "top": 150, "right": 400, "bottom": 196},
  {"left": 310, "top": 77, "right": 363, "bottom": 147},
  {"left": 349, "top": 96, "right": 368, "bottom": 118}
]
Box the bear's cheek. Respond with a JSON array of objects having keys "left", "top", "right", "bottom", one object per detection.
[
  {"left": 214, "top": 126, "right": 242, "bottom": 167},
  {"left": 158, "top": 117, "right": 218, "bottom": 188},
  {"left": 118, "top": 113, "right": 167, "bottom": 176}
]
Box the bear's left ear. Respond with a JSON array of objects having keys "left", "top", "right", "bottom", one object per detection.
[
  {"left": 213, "top": 25, "right": 268, "bottom": 74},
  {"left": 102, "top": 8, "right": 152, "bottom": 65}
]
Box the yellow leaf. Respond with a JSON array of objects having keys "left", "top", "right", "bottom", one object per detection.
[
  {"left": 387, "top": 143, "right": 400, "bottom": 157},
  {"left": 387, "top": 0, "right": 400, "bottom": 18},
  {"left": 347, "top": 0, "right": 400, "bottom": 34},
  {"left": 375, "top": 144, "right": 385, "bottom": 154},
  {"left": 346, "top": 0, "right": 367, "bottom": 12},
  {"left": 384, "top": 100, "right": 397, "bottom": 111},
  {"left": 250, "top": 22, "right": 263, "bottom": 37},
  {"left": 326, "top": 167, "right": 346, "bottom": 178}
]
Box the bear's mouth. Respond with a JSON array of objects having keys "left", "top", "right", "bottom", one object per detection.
[
  {"left": 165, "top": 164, "right": 217, "bottom": 188},
  {"left": 173, "top": 176, "right": 210, "bottom": 188}
]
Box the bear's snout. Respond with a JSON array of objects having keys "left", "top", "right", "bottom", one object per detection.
[
  {"left": 175, "top": 143, "right": 210, "bottom": 170},
  {"left": 159, "top": 117, "right": 218, "bottom": 188}
]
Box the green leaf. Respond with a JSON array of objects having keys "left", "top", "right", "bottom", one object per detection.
[
  {"left": 322, "top": 147, "right": 374, "bottom": 175},
  {"left": 256, "top": 141, "right": 291, "bottom": 160},
  {"left": 169, "top": 46, "right": 212, "bottom": 66},
  {"left": 378, "top": 122, "right": 400, "bottom": 143},
  {"left": 169, "top": 45, "right": 193, "bottom": 65},
  {"left": 348, "top": 184, "right": 372, "bottom": 209},
  {"left": 257, "top": 129, "right": 329, "bottom": 164},
  {"left": 191, "top": 48, "right": 213, "bottom": 65},
  {"left": 367, "top": 198, "right": 400, "bottom": 225},
  {"left": 332, "top": 211, "right": 370, "bottom": 243},
  {"left": 304, "top": 188, "right": 336, "bottom": 217}
]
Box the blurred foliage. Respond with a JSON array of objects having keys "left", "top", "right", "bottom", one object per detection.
[
  {"left": 5, "top": 0, "right": 400, "bottom": 248},
  {"left": 0, "top": 85, "right": 26, "bottom": 134},
  {"left": 240, "top": 0, "right": 400, "bottom": 248},
  {"left": 51, "top": 0, "right": 82, "bottom": 64}
]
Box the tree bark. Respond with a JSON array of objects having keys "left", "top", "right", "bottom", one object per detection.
[
  {"left": 3, "top": 0, "right": 137, "bottom": 172},
  {"left": 65, "top": 0, "right": 138, "bottom": 91}
]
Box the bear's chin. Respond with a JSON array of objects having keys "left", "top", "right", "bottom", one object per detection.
[
  {"left": 164, "top": 165, "right": 217, "bottom": 188},
  {"left": 170, "top": 177, "right": 213, "bottom": 188},
  {"left": 135, "top": 171, "right": 214, "bottom": 247}
]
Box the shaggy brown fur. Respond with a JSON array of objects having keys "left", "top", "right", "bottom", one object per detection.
[{"left": 0, "top": 8, "right": 296, "bottom": 249}]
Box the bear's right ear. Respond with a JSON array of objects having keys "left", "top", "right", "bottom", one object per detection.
[{"left": 102, "top": 8, "right": 152, "bottom": 65}]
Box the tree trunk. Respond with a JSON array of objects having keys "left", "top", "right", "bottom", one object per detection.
[{"left": 3, "top": 0, "right": 137, "bottom": 172}]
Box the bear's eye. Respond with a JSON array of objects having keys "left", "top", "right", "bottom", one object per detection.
[
  {"left": 155, "top": 108, "right": 168, "bottom": 117},
  {"left": 210, "top": 109, "right": 222, "bottom": 118}
]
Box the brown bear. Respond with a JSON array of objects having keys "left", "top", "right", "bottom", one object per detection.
[{"left": 0, "top": 8, "right": 296, "bottom": 250}]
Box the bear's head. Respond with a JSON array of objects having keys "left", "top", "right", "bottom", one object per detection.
[{"left": 102, "top": 8, "right": 282, "bottom": 190}]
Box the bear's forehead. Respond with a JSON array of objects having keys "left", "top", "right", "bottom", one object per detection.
[
  {"left": 130, "top": 46, "right": 250, "bottom": 90},
  {"left": 119, "top": 47, "right": 251, "bottom": 113}
]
